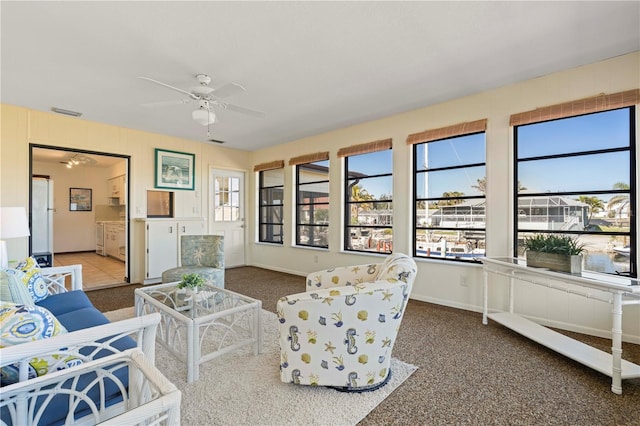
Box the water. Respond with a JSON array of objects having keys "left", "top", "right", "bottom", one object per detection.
[{"left": 584, "top": 252, "right": 630, "bottom": 275}]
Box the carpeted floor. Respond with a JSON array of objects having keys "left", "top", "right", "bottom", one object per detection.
[{"left": 87, "top": 266, "right": 640, "bottom": 425}]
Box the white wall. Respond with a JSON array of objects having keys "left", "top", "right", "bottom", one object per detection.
[
  {"left": 247, "top": 52, "right": 640, "bottom": 343},
  {"left": 32, "top": 160, "right": 111, "bottom": 252}
]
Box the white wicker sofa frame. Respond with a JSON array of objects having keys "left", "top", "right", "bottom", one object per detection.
[{"left": 0, "top": 265, "right": 181, "bottom": 426}]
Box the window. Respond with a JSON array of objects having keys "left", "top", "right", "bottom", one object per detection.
[
  {"left": 258, "top": 168, "right": 284, "bottom": 243},
  {"left": 344, "top": 149, "right": 393, "bottom": 253},
  {"left": 413, "top": 131, "right": 486, "bottom": 261},
  {"left": 214, "top": 176, "right": 240, "bottom": 221},
  {"left": 514, "top": 107, "right": 635, "bottom": 276},
  {"left": 295, "top": 160, "right": 329, "bottom": 248}
]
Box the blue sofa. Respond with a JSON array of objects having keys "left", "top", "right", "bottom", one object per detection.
[{"left": 0, "top": 263, "right": 180, "bottom": 425}]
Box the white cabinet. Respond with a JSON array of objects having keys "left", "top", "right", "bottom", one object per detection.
[
  {"left": 105, "top": 223, "right": 126, "bottom": 261},
  {"left": 139, "top": 219, "right": 205, "bottom": 284},
  {"left": 108, "top": 175, "right": 126, "bottom": 205}
]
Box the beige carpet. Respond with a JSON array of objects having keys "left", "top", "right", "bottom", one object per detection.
[{"left": 105, "top": 308, "right": 417, "bottom": 425}]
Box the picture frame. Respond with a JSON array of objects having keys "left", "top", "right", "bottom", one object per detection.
[
  {"left": 154, "top": 148, "right": 195, "bottom": 190},
  {"left": 69, "top": 187, "right": 92, "bottom": 211}
]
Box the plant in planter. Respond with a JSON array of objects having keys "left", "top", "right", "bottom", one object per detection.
[
  {"left": 524, "top": 234, "right": 585, "bottom": 274},
  {"left": 177, "top": 273, "right": 204, "bottom": 293}
]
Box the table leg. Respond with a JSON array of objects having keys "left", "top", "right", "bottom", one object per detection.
[
  {"left": 187, "top": 320, "right": 196, "bottom": 383},
  {"left": 611, "top": 291, "right": 623, "bottom": 394},
  {"left": 483, "top": 268, "right": 489, "bottom": 325}
]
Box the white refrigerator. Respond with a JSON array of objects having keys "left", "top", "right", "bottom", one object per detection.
[{"left": 31, "top": 178, "right": 54, "bottom": 266}]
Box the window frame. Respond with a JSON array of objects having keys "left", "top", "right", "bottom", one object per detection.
[
  {"left": 295, "top": 161, "right": 330, "bottom": 249},
  {"left": 343, "top": 149, "right": 393, "bottom": 254},
  {"left": 258, "top": 169, "right": 284, "bottom": 244},
  {"left": 412, "top": 131, "right": 486, "bottom": 263},
  {"left": 513, "top": 106, "right": 636, "bottom": 277}
]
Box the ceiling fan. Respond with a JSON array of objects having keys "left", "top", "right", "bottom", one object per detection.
[{"left": 139, "top": 74, "right": 265, "bottom": 126}]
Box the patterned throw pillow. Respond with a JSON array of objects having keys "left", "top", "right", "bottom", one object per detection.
[
  {"left": 0, "top": 302, "right": 82, "bottom": 386},
  {"left": 0, "top": 269, "right": 35, "bottom": 305},
  {"left": 13, "top": 257, "right": 49, "bottom": 302}
]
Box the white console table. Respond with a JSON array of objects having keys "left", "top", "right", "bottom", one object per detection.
[{"left": 480, "top": 257, "right": 640, "bottom": 395}]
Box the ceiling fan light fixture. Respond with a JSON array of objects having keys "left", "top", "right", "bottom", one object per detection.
[{"left": 192, "top": 107, "right": 215, "bottom": 126}]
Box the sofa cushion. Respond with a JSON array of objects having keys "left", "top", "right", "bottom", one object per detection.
[
  {"left": 12, "top": 257, "right": 49, "bottom": 302},
  {"left": 37, "top": 290, "right": 94, "bottom": 317},
  {"left": 0, "top": 302, "right": 82, "bottom": 386},
  {"left": 0, "top": 269, "right": 35, "bottom": 306},
  {"left": 56, "top": 307, "right": 137, "bottom": 355}
]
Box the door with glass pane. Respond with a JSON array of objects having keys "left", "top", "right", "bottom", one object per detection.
[{"left": 209, "top": 168, "right": 245, "bottom": 267}]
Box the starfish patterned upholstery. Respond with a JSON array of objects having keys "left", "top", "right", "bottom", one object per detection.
[
  {"left": 277, "top": 253, "right": 417, "bottom": 391},
  {"left": 161, "top": 235, "right": 225, "bottom": 289}
]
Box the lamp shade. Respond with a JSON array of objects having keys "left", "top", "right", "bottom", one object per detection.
[
  {"left": 192, "top": 108, "right": 216, "bottom": 126},
  {"left": 0, "top": 207, "right": 31, "bottom": 239}
]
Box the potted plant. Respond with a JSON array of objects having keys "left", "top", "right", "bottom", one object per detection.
[
  {"left": 177, "top": 273, "right": 204, "bottom": 294},
  {"left": 523, "top": 234, "right": 585, "bottom": 274}
]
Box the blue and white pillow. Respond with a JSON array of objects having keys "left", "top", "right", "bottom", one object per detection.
[
  {"left": 0, "top": 269, "right": 35, "bottom": 305},
  {"left": 11, "top": 257, "right": 49, "bottom": 302}
]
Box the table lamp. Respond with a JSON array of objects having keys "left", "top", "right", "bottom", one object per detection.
[{"left": 0, "top": 207, "right": 31, "bottom": 268}]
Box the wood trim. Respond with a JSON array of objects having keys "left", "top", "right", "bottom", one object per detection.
[
  {"left": 406, "top": 119, "right": 487, "bottom": 145},
  {"left": 253, "top": 160, "right": 285, "bottom": 172},
  {"left": 288, "top": 151, "right": 330, "bottom": 166},
  {"left": 337, "top": 138, "right": 392, "bottom": 158},
  {"left": 509, "top": 89, "right": 640, "bottom": 126}
]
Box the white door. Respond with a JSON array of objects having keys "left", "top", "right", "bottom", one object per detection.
[{"left": 209, "top": 168, "right": 245, "bottom": 268}]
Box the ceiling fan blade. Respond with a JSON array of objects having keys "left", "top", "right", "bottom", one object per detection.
[
  {"left": 212, "top": 82, "right": 246, "bottom": 99},
  {"left": 141, "top": 99, "right": 192, "bottom": 108},
  {"left": 221, "top": 102, "right": 266, "bottom": 118},
  {"left": 139, "top": 76, "right": 197, "bottom": 99}
]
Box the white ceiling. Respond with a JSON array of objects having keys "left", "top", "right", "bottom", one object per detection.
[{"left": 2, "top": 1, "right": 639, "bottom": 152}]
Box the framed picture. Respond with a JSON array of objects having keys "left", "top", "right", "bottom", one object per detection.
[
  {"left": 69, "top": 188, "right": 92, "bottom": 211},
  {"left": 155, "top": 149, "right": 195, "bottom": 190}
]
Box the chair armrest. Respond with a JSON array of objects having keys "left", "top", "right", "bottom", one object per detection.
[
  {"left": 0, "top": 313, "right": 161, "bottom": 382},
  {"left": 40, "top": 264, "right": 83, "bottom": 293},
  {"left": 305, "top": 262, "right": 383, "bottom": 291},
  {"left": 278, "top": 279, "right": 410, "bottom": 321},
  {"left": 0, "top": 348, "right": 181, "bottom": 426}
]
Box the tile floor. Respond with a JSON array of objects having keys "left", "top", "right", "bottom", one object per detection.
[{"left": 54, "top": 251, "right": 127, "bottom": 291}]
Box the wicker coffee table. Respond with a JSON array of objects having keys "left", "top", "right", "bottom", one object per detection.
[{"left": 134, "top": 282, "right": 263, "bottom": 383}]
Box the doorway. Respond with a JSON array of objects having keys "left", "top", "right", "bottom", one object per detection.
[
  {"left": 209, "top": 168, "right": 246, "bottom": 267},
  {"left": 30, "top": 144, "right": 130, "bottom": 290}
]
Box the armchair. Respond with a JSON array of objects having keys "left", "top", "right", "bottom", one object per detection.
[
  {"left": 277, "top": 253, "right": 417, "bottom": 391},
  {"left": 162, "top": 235, "right": 224, "bottom": 288}
]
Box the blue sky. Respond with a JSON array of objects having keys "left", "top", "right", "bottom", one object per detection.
[{"left": 348, "top": 108, "right": 630, "bottom": 202}]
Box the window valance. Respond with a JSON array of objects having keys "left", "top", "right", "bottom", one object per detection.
[
  {"left": 509, "top": 89, "right": 640, "bottom": 127},
  {"left": 288, "top": 151, "right": 330, "bottom": 166},
  {"left": 337, "top": 138, "right": 392, "bottom": 158},
  {"left": 253, "top": 160, "right": 285, "bottom": 172},
  {"left": 406, "top": 119, "right": 487, "bottom": 145}
]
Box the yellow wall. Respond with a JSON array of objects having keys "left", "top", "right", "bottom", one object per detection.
[
  {"left": 0, "top": 105, "right": 250, "bottom": 280},
  {"left": 1, "top": 52, "right": 638, "bottom": 342},
  {"left": 248, "top": 51, "right": 640, "bottom": 342}
]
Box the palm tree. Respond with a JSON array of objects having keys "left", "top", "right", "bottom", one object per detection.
[
  {"left": 608, "top": 182, "right": 630, "bottom": 226},
  {"left": 349, "top": 184, "right": 374, "bottom": 224},
  {"left": 471, "top": 177, "right": 527, "bottom": 195},
  {"left": 577, "top": 195, "right": 604, "bottom": 228}
]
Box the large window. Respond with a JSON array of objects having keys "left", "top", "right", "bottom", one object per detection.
[
  {"left": 514, "top": 107, "right": 635, "bottom": 276},
  {"left": 258, "top": 168, "right": 284, "bottom": 243},
  {"left": 413, "top": 131, "right": 486, "bottom": 261},
  {"left": 296, "top": 160, "right": 329, "bottom": 248},
  {"left": 344, "top": 149, "right": 393, "bottom": 253}
]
